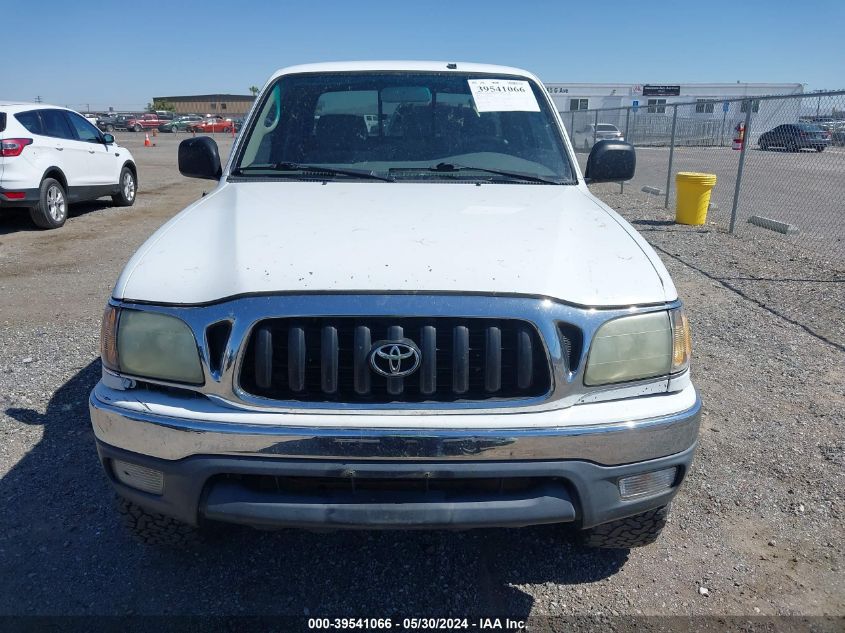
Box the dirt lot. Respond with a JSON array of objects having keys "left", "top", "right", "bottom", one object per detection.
[{"left": 0, "top": 133, "right": 842, "bottom": 621}]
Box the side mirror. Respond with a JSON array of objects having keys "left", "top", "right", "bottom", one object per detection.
[
  {"left": 584, "top": 140, "right": 636, "bottom": 183},
  {"left": 179, "top": 136, "right": 222, "bottom": 180},
  {"left": 102, "top": 133, "right": 115, "bottom": 144}
]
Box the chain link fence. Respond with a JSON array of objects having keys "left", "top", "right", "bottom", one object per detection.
[{"left": 562, "top": 91, "right": 845, "bottom": 268}]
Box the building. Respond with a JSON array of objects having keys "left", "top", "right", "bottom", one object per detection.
[
  {"left": 545, "top": 82, "right": 804, "bottom": 146},
  {"left": 544, "top": 82, "right": 803, "bottom": 114},
  {"left": 155, "top": 94, "right": 255, "bottom": 116}
]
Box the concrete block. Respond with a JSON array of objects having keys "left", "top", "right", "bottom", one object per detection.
[{"left": 747, "top": 215, "right": 799, "bottom": 235}]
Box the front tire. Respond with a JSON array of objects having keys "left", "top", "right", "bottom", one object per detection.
[
  {"left": 133, "top": 124, "right": 142, "bottom": 132},
  {"left": 112, "top": 167, "right": 137, "bottom": 207},
  {"left": 29, "top": 178, "right": 68, "bottom": 229},
  {"left": 579, "top": 505, "right": 669, "bottom": 549},
  {"left": 106, "top": 124, "right": 115, "bottom": 132},
  {"left": 118, "top": 498, "right": 201, "bottom": 546}
]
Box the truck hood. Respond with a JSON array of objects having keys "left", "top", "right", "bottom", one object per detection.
[{"left": 114, "top": 182, "right": 675, "bottom": 307}]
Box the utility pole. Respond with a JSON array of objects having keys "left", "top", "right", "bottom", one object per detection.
[{"left": 35, "top": 95, "right": 42, "bottom": 103}]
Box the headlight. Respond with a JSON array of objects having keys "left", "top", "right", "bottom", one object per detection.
[
  {"left": 585, "top": 308, "right": 691, "bottom": 386},
  {"left": 100, "top": 306, "right": 203, "bottom": 384}
]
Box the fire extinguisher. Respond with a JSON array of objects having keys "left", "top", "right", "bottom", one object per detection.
[{"left": 732, "top": 122, "right": 746, "bottom": 150}]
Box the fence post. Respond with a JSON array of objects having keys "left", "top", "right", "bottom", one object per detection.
[
  {"left": 593, "top": 109, "right": 599, "bottom": 147},
  {"left": 729, "top": 101, "right": 754, "bottom": 234},
  {"left": 624, "top": 106, "right": 631, "bottom": 142},
  {"left": 664, "top": 104, "right": 678, "bottom": 209},
  {"left": 621, "top": 107, "right": 630, "bottom": 193}
]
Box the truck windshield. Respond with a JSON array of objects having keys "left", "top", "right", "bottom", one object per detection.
[{"left": 233, "top": 72, "right": 575, "bottom": 184}]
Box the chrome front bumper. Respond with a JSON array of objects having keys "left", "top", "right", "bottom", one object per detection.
[{"left": 89, "top": 383, "right": 701, "bottom": 466}]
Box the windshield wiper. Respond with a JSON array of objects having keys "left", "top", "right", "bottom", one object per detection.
[
  {"left": 232, "top": 162, "right": 394, "bottom": 182},
  {"left": 389, "top": 162, "right": 565, "bottom": 185}
]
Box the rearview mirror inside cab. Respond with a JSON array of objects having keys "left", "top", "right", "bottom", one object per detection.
[
  {"left": 381, "top": 86, "right": 432, "bottom": 103},
  {"left": 584, "top": 140, "right": 636, "bottom": 183}
]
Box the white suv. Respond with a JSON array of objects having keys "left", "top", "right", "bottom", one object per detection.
[{"left": 0, "top": 103, "right": 137, "bottom": 229}]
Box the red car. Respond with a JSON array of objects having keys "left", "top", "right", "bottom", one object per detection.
[
  {"left": 126, "top": 113, "right": 166, "bottom": 132},
  {"left": 188, "top": 116, "right": 232, "bottom": 133}
]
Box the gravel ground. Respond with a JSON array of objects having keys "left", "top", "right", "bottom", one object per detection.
[
  {"left": 0, "top": 134, "right": 842, "bottom": 622},
  {"left": 577, "top": 146, "right": 845, "bottom": 267}
]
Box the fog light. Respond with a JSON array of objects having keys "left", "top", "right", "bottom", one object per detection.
[
  {"left": 112, "top": 459, "right": 164, "bottom": 495},
  {"left": 618, "top": 467, "right": 676, "bottom": 500}
]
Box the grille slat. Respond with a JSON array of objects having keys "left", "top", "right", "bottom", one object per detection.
[
  {"left": 485, "top": 326, "right": 502, "bottom": 393},
  {"left": 240, "top": 317, "right": 551, "bottom": 404},
  {"left": 420, "top": 325, "right": 437, "bottom": 395},
  {"left": 288, "top": 326, "right": 306, "bottom": 392},
  {"left": 516, "top": 326, "right": 533, "bottom": 390},
  {"left": 321, "top": 326, "right": 338, "bottom": 394},
  {"left": 353, "top": 325, "right": 371, "bottom": 395},
  {"left": 254, "top": 325, "right": 273, "bottom": 389},
  {"left": 452, "top": 326, "right": 469, "bottom": 394}
]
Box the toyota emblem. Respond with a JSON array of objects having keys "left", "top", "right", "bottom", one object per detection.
[{"left": 368, "top": 339, "right": 421, "bottom": 378}]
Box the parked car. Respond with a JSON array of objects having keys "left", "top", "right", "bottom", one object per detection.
[
  {"left": 759, "top": 123, "right": 830, "bottom": 152},
  {"left": 89, "top": 62, "right": 697, "bottom": 549},
  {"left": 830, "top": 123, "right": 845, "bottom": 146},
  {"left": 807, "top": 119, "right": 836, "bottom": 132},
  {"left": 572, "top": 123, "right": 624, "bottom": 150},
  {"left": 188, "top": 115, "right": 232, "bottom": 133},
  {"left": 159, "top": 114, "right": 203, "bottom": 133},
  {"left": 97, "top": 113, "right": 136, "bottom": 133},
  {"left": 126, "top": 114, "right": 167, "bottom": 132},
  {"left": 0, "top": 102, "right": 137, "bottom": 228}
]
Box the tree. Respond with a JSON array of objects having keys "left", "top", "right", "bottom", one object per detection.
[
  {"left": 147, "top": 98, "right": 175, "bottom": 113},
  {"left": 249, "top": 86, "right": 260, "bottom": 97}
]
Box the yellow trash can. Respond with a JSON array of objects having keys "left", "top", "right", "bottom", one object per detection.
[{"left": 675, "top": 172, "right": 717, "bottom": 225}]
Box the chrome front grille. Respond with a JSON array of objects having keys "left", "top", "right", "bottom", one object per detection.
[
  {"left": 109, "top": 294, "right": 680, "bottom": 412},
  {"left": 238, "top": 317, "right": 551, "bottom": 403}
]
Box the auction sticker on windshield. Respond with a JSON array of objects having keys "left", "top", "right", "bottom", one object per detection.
[{"left": 468, "top": 79, "right": 540, "bottom": 112}]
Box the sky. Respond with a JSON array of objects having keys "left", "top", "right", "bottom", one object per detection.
[{"left": 3, "top": 0, "right": 843, "bottom": 111}]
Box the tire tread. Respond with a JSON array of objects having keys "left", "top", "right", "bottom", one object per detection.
[
  {"left": 580, "top": 505, "right": 669, "bottom": 549},
  {"left": 29, "top": 178, "right": 66, "bottom": 229},
  {"left": 118, "top": 498, "right": 201, "bottom": 547}
]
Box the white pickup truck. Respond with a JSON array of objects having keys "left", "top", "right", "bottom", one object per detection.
[{"left": 90, "top": 61, "right": 698, "bottom": 548}]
